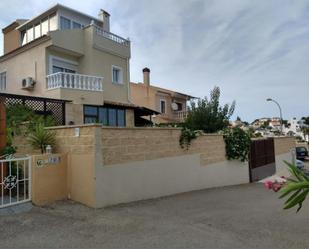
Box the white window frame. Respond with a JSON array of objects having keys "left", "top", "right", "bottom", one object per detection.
[
  {"left": 21, "top": 13, "right": 57, "bottom": 46},
  {"left": 111, "top": 65, "right": 123, "bottom": 84},
  {"left": 160, "top": 99, "right": 167, "bottom": 114},
  {"left": 48, "top": 55, "right": 78, "bottom": 75},
  {"left": 0, "top": 71, "right": 7, "bottom": 91}
]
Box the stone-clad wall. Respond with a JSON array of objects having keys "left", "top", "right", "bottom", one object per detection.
[
  {"left": 274, "top": 137, "right": 296, "bottom": 155},
  {"left": 101, "top": 127, "right": 227, "bottom": 166},
  {"left": 12, "top": 124, "right": 98, "bottom": 155},
  {"left": 51, "top": 125, "right": 98, "bottom": 154}
]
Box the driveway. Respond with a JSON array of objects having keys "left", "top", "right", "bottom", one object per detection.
[{"left": 1, "top": 183, "right": 309, "bottom": 249}]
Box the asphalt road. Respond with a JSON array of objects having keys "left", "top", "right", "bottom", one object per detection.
[{"left": 1, "top": 183, "right": 309, "bottom": 249}]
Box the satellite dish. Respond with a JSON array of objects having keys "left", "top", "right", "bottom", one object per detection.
[{"left": 171, "top": 102, "right": 178, "bottom": 111}]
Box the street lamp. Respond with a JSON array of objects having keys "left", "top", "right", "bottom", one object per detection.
[{"left": 266, "top": 98, "right": 283, "bottom": 135}]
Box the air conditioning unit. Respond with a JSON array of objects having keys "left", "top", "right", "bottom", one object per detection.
[{"left": 22, "top": 77, "right": 35, "bottom": 90}]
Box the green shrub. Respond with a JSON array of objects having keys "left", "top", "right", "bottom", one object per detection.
[
  {"left": 185, "top": 86, "right": 235, "bottom": 133},
  {"left": 27, "top": 123, "right": 56, "bottom": 154},
  {"left": 179, "top": 128, "right": 201, "bottom": 150},
  {"left": 223, "top": 127, "right": 251, "bottom": 162}
]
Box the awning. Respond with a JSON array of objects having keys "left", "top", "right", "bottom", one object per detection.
[{"left": 103, "top": 100, "right": 160, "bottom": 116}]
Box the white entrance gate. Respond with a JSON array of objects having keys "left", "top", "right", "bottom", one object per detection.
[{"left": 0, "top": 156, "right": 31, "bottom": 208}]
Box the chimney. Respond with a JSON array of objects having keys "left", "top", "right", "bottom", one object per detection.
[
  {"left": 143, "top": 67, "right": 150, "bottom": 86},
  {"left": 2, "top": 19, "right": 27, "bottom": 54},
  {"left": 98, "top": 9, "right": 110, "bottom": 32}
]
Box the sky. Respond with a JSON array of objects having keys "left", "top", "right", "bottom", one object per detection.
[{"left": 0, "top": 0, "right": 308, "bottom": 122}]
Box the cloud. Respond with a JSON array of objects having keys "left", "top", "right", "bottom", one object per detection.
[{"left": 1, "top": 0, "right": 309, "bottom": 121}]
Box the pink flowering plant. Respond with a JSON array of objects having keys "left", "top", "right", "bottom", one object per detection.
[{"left": 265, "top": 161, "right": 309, "bottom": 212}]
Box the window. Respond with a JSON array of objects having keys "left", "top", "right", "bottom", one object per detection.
[
  {"left": 20, "top": 12, "right": 57, "bottom": 46},
  {"left": 84, "top": 105, "right": 126, "bottom": 127},
  {"left": 60, "top": 16, "right": 71, "bottom": 30},
  {"left": 21, "top": 30, "right": 27, "bottom": 45},
  {"left": 49, "top": 14, "right": 58, "bottom": 31},
  {"left": 26, "top": 26, "right": 34, "bottom": 43},
  {"left": 112, "top": 66, "right": 123, "bottom": 84},
  {"left": 0, "top": 72, "right": 6, "bottom": 91},
  {"left": 160, "top": 100, "right": 166, "bottom": 114},
  {"left": 98, "top": 108, "right": 108, "bottom": 125},
  {"left": 117, "top": 109, "right": 125, "bottom": 126},
  {"left": 176, "top": 102, "right": 183, "bottom": 111},
  {"left": 50, "top": 56, "right": 78, "bottom": 74},
  {"left": 108, "top": 108, "right": 117, "bottom": 126},
  {"left": 52, "top": 66, "right": 76, "bottom": 74},
  {"left": 41, "top": 17, "right": 49, "bottom": 36},
  {"left": 34, "top": 23, "right": 41, "bottom": 39},
  {"left": 72, "top": 21, "right": 82, "bottom": 29}
]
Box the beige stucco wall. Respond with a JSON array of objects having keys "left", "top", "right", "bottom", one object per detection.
[
  {"left": 65, "top": 103, "right": 83, "bottom": 125},
  {"left": 50, "top": 125, "right": 98, "bottom": 207},
  {"left": 49, "top": 29, "right": 84, "bottom": 55},
  {"left": 125, "top": 109, "right": 134, "bottom": 127},
  {"left": 130, "top": 83, "right": 187, "bottom": 123},
  {"left": 31, "top": 154, "right": 68, "bottom": 206},
  {"left": 95, "top": 155, "right": 249, "bottom": 207},
  {"left": 45, "top": 88, "right": 104, "bottom": 105},
  {"left": 274, "top": 137, "right": 296, "bottom": 177},
  {"left": 3, "top": 28, "right": 21, "bottom": 54},
  {"left": 79, "top": 27, "right": 130, "bottom": 104},
  {"left": 274, "top": 137, "right": 296, "bottom": 156},
  {"left": 0, "top": 39, "right": 51, "bottom": 97}
]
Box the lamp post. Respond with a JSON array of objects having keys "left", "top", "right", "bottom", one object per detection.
[{"left": 266, "top": 98, "right": 283, "bottom": 135}]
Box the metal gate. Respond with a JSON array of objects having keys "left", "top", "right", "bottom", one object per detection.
[
  {"left": 0, "top": 157, "right": 31, "bottom": 208},
  {"left": 249, "top": 138, "right": 276, "bottom": 182}
]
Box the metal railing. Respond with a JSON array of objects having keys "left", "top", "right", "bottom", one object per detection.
[
  {"left": 0, "top": 156, "right": 31, "bottom": 208},
  {"left": 46, "top": 72, "right": 103, "bottom": 91},
  {"left": 94, "top": 26, "right": 130, "bottom": 47}
]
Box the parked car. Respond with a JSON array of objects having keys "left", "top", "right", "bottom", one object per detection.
[
  {"left": 296, "top": 159, "right": 305, "bottom": 169},
  {"left": 296, "top": 146, "right": 308, "bottom": 160}
]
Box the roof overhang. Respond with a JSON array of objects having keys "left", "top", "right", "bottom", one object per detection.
[
  {"left": 17, "top": 3, "right": 103, "bottom": 30},
  {"left": 0, "top": 35, "right": 51, "bottom": 62},
  {"left": 103, "top": 100, "right": 160, "bottom": 116}
]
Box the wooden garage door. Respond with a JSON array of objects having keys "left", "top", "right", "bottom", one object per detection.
[{"left": 249, "top": 138, "right": 276, "bottom": 182}]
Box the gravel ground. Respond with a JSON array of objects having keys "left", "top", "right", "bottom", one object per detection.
[{"left": 1, "top": 183, "right": 309, "bottom": 249}]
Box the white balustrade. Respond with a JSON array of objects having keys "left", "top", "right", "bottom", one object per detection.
[
  {"left": 94, "top": 26, "right": 130, "bottom": 46},
  {"left": 173, "top": 111, "right": 188, "bottom": 121},
  {"left": 46, "top": 72, "right": 103, "bottom": 91}
]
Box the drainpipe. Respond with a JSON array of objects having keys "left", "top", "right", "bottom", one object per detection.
[{"left": 126, "top": 57, "right": 131, "bottom": 103}]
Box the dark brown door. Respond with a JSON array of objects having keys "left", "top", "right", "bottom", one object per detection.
[{"left": 249, "top": 138, "right": 276, "bottom": 182}]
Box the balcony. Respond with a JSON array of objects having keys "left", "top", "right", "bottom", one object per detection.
[
  {"left": 46, "top": 72, "right": 104, "bottom": 105},
  {"left": 173, "top": 111, "right": 188, "bottom": 122},
  {"left": 92, "top": 25, "right": 130, "bottom": 58},
  {"left": 94, "top": 26, "right": 130, "bottom": 47},
  {"left": 47, "top": 72, "right": 103, "bottom": 91}
]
